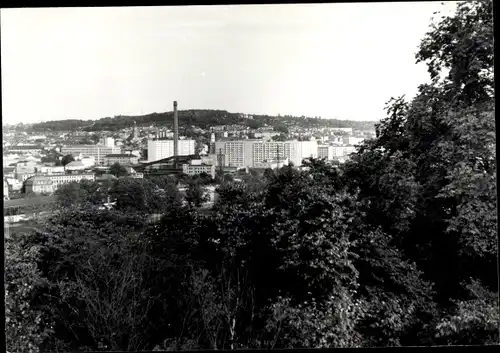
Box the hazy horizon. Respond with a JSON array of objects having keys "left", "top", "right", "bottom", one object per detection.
[{"left": 1, "top": 3, "right": 457, "bottom": 125}]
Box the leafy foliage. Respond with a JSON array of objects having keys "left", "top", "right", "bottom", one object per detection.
[
  {"left": 61, "top": 154, "right": 75, "bottom": 166},
  {"left": 109, "top": 162, "right": 129, "bottom": 178}
]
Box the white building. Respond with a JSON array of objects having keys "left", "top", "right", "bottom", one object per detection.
[
  {"left": 342, "top": 136, "right": 365, "bottom": 146},
  {"left": 65, "top": 161, "right": 87, "bottom": 172},
  {"left": 105, "top": 137, "right": 115, "bottom": 147},
  {"left": 318, "top": 145, "right": 334, "bottom": 160},
  {"left": 4, "top": 179, "right": 9, "bottom": 200},
  {"left": 80, "top": 156, "right": 96, "bottom": 168},
  {"left": 60, "top": 145, "right": 122, "bottom": 165},
  {"left": 182, "top": 159, "right": 216, "bottom": 179},
  {"left": 48, "top": 173, "right": 96, "bottom": 188},
  {"left": 39, "top": 166, "right": 65, "bottom": 174},
  {"left": 6, "top": 178, "right": 22, "bottom": 191},
  {"left": 25, "top": 176, "right": 54, "bottom": 194},
  {"left": 147, "top": 139, "right": 196, "bottom": 162},
  {"left": 332, "top": 145, "right": 357, "bottom": 157},
  {"left": 214, "top": 139, "right": 318, "bottom": 168}
]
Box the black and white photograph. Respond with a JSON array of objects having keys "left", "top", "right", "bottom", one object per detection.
[{"left": 2, "top": 1, "right": 497, "bottom": 351}]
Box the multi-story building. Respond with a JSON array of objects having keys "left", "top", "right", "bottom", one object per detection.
[
  {"left": 60, "top": 144, "right": 121, "bottom": 165},
  {"left": 318, "top": 145, "right": 334, "bottom": 160},
  {"left": 47, "top": 173, "right": 95, "bottom": 188},
  {"left": 15, "top": 161, "right": 42, "bottom": 181},
  {"left": 182, "top": 159, "right": 216, "bottom": 179},
  {"left": 332, "top": 145, "right": 356, "bottom": 157},
  {"left": 25, "top": 176, "right": 55, "bottom": 194},
  {"left": 104, "top": 154, "right": 139, "bottom": 166},
  {"left": 342, "top": 136, "right": 365, "bottom": 146},
  {"left": 214, "top": 139, "right": 318, "bottom": 168},
  {"left": 147, "top": 139, "right": 196, "bottom": 162}
]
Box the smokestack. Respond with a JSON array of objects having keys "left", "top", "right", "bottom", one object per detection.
[{"left": 173, "top": 101, "right": 179, "bottom": 164}]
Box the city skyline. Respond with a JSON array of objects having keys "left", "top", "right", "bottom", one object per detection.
[{"left": 1, "top": 2, "right": 457, "bottom": 125}]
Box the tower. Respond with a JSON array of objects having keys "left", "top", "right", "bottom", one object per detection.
[
  {"left": 217, "top": 148, "right": 225, "bottom": 173},
  {"left": 173, "top": 101, "right": 179, "bottom": 168},
  {"left": 133, "top": 121, "right": 138, "bottom": 139}
]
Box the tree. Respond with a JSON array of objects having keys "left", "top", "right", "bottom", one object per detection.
[
  {"left": 140, "top": 148, "right": 148, "bottom": 161},
  {"left": 61, "top": 154, "right": 75, "bottom": 166},
  {"left": 272, "top": 134, "right": 287, "bottom": 142},
  {"left": 5, "top": 233, "right": 54, "bottom": 353},
  {"left": 54, "top": 180, "right": 105, "bottom": 209},
  {"left": 273, "top": 124, "right": 288, "bottom": 134},
  {"left": 416, "top": 1, "right": 493, "bottom": 107},
  {"left": 89, "top": 133, "right": 100, "bottom": 144},
  {"left": 109, "top": 162, "right": 129, "bottom": 178},
  {"left": 110, "top": 178, "right": 147, "bottom": 214},
  {"left": 341, "top": 1, "right": 496, "bottom": 346},
  {"left": 435, "top": 279, "right": 499, "bottom": 345},
  {"left": 184, "top": 181, "right": 208, "bottom": 208}
]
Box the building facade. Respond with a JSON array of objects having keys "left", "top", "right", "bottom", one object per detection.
[
  {"left": 147, "top": 139, "right": 196, "bottom": 162},
  {"left": 332, "top": 145, "right": 356, "bottom": 157},
  {"left": 25, "top": 176, "right": 55, "bottom": 194},
  {"left": 48, "top": 173, "right": 96, "bottom": 188},
  {"left": 214, "top": 139, "right": 318, "bottom": 168},
  {"left": 342, "top": 136, "right": 365, "bottom": 146},
  {"left": 317, "top": 145, "right": 334, "bottom": 160},
  {"left": 182, "top": 159, "right": 216, "bottom": 179},
  {"left": 40, "top": 166, "right": 65, "bottom": 174},
  {"left": 60, "top": 145, "right": 122, "bottom": 165}
]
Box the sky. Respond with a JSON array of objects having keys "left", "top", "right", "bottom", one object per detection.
[{"left": 1, "top": 2, "right": 458, "bottom": 125}]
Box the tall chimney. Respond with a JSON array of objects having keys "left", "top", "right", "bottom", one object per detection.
[{"left": 173, "top": 101, "right": 179, "bottom": 164}]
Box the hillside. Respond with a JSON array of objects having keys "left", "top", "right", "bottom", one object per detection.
[{"left": 29, "top": 110, "right": 376, "bottom": 132}]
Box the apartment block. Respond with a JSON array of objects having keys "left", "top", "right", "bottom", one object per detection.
[{"left": 214, "top": 139, "right": 318, "bottom": 168}]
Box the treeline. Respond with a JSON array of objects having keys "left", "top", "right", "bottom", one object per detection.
[
  {"left": 5, "top": 2, "right": 496, "bottom": 351},
  {"left": 28, "top": 119, "right": 92, "bottom": 132},
  {"left": 30, "top": 110, "right": 375, "bottom": 133}
]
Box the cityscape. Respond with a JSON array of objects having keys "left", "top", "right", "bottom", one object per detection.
[{"left": 3, "top": 2, "right": 497, "bottom": 352}]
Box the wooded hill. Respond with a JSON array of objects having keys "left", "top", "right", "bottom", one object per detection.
[{"left": 29, "top": 110, "right": 376, "bottom": 132}]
